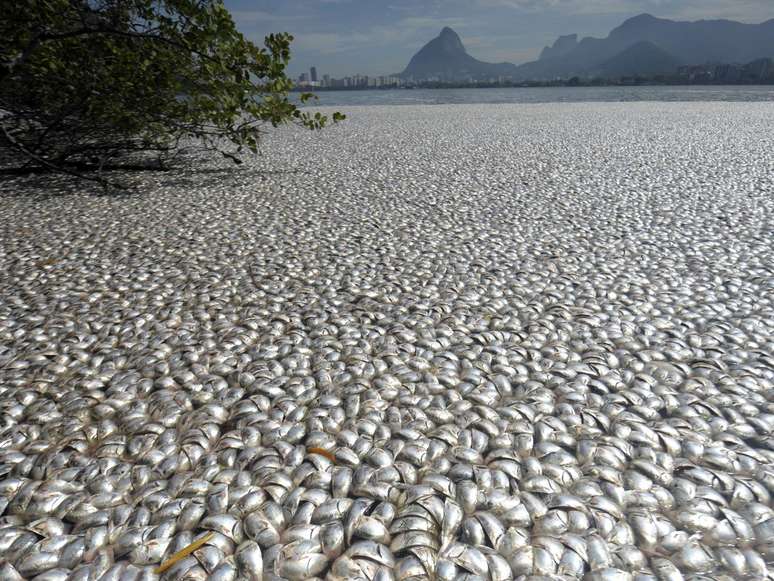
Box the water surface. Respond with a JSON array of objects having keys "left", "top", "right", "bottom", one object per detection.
[{"left": 303, "top": 85, "right": 774, "bottom": 107}]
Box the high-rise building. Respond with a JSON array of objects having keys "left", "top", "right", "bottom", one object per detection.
[
  {"left": 310, "top": 67, "right": 318, "bottom": 83},
  {"left": 299, "top": 72, "right": 308, "bottom": 84}
]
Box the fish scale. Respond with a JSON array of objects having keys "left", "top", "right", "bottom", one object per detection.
[{"left": 1, "top": 103, "right": 774, "bottom": 579}]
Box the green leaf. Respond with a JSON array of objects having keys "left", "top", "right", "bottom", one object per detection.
[{"left": 0, "top": 0, "right": 346, "bottom": 181}]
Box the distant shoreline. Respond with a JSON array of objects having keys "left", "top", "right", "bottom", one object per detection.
[{"left": 292, "top": 80, "right": 774, "bottom": 93}]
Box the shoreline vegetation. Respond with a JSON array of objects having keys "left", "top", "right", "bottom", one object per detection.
[{"left": 0, "top": 0, "right": 343, "bottom": 189}]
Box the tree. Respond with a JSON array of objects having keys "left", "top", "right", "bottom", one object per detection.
[{"left": 0, "top": 0, "right": 344, "bottom": 187}]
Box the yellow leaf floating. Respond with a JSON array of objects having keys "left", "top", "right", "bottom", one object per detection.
[
  {"left": 154, "top": 531, "right": 215, "bottom": 574},
  {"left": 308, "top": 447, "right": 336, "bottom": 462}
]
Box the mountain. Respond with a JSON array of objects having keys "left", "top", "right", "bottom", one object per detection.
[
  {"left": 401, "top": 15, "right": 774, "bottom": 82},
  {"left": 604, "top": 13, "right": 774, "bottom": 64},
  {"left": 539, "top": 34, "right": 579, "bottom": 61},
  {"left": 400, "top": 27, "right": 519, "bottom": 80},
  {"left": 519, "top": 13, "right": 774, "bottom": 80},
  {"left": 593, "top": 41, "right": 681, "bottom": 77}
]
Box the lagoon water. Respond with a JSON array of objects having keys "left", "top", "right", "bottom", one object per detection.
[{"left": 304, "top": 84, "right": 774, "bottom": 107}]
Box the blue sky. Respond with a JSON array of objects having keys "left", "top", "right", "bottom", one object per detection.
[{"left": 222, "top": 0, "right": 774, "bottom": 77}]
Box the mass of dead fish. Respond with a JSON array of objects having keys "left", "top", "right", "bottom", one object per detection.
[{"left": 0, "top": 103, "right": 773, "bottom": 580}]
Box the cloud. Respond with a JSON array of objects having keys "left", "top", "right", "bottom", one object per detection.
[
  {"left": 475, "top": 0, "right": 773, "bottom": 20},
  {"left": 292, "top": 16, "right": 469, "bottom": 55},
  {"left": 228, "top": 10, "right": 310, "bottom": 24},
  {"left": 291, "top": 32, "right": 348, "bottom": 54}
]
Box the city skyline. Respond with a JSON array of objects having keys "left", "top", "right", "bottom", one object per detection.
[
  {"left": 296, "top": 65, "right": 404, "bottom": 89},
  {"left": 222, "top": 0, "right": 774, "bottom": 77}
]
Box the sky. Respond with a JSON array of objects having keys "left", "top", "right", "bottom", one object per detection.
[{"left": 222, "top": 0, "right": 774, "bottom": 78}]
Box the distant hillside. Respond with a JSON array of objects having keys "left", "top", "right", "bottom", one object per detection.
[
  {"left": 593, "top": 41, "right": 681, "bottom": 77},
  {"left": 539, "top": 34, "right": 578, "bottom": 61},
  {"left": 400, "top": 14, "right": 774, "bottom": 82},
  {"left": 522, "top": 13, "right": 774, "bottom": 80},
  {"left": 400, "top": 27, "right": 519, "bottom": 81}
]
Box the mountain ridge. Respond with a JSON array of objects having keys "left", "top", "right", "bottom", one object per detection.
[
  {"left": 400, "top": 27, "right": 519, "bottom": 80},
  {"left": 593, "top": 41, "right": 682, "bottom": 77},
  {"left": 400, "top": 14, "right": 774, "bottom": 81}
]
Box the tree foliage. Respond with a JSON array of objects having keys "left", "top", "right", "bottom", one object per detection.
[{"left": 0, "top": 0, "right": 344, "bottom": 186}]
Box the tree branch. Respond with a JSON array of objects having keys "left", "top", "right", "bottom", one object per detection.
[{"left": 1, "top": 123, "right": 125, "bottom": 190}]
